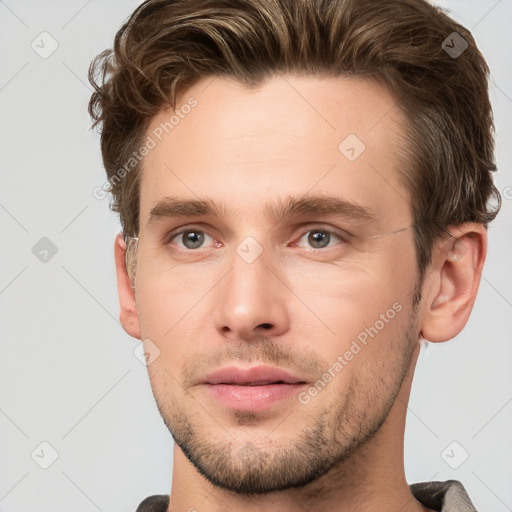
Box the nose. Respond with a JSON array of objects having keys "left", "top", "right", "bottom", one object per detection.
[{"left": 214, "top": 245, "right": 290, "bottom": 341}]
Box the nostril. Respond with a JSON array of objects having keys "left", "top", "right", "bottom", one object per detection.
[{"left": 260, "top": 323, "right": 272, "bottom": 329}]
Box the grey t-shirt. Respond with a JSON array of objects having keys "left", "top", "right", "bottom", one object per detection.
[{"left": 135, "top": 479, "right": 477, "bottom": 511}]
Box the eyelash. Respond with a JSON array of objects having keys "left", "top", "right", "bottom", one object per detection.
[{"left": 164, "top": 225, "right": 351, "bottom": 252}]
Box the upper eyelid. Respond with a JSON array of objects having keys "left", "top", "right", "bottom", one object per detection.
[
  {"left": 295, "top": 229, "right": 350, "bottom": 243},
  {"left": 165, "top": 224, "right": 216, "bottom": 243}
]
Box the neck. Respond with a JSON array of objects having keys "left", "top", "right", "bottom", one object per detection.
[{"left": 167, "top": 344, "right": 433, "bottom": 512}]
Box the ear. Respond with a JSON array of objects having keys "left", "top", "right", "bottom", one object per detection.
[
  {"left": 114, "top": 233, "right": 141, "bottom": 339},
  {"left": 420, "top": 223, "right": 487, "bottom": 343}
]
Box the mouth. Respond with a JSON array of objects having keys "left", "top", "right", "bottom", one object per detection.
[
  {"left": 200, "top": 366, "right": 308, "bottom": 411},
  {"left": 217, "top": 380, "right": 290, "bottom": 386}
]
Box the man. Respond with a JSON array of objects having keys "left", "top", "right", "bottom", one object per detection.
[{"left": 88, "top": 0, "right": 500, "bottom": 510}]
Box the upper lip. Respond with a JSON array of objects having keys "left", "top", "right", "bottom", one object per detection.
[{"left": 202, "top": 366, "right": 307, "bottom": 386}]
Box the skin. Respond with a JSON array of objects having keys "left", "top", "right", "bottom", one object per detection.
[{"left": 114, "top": 75, "right": 486, "bottom": 512}]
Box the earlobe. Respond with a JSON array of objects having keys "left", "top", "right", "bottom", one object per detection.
[
  {"left": 420, "top": 224, "right": 487, "bottom": 343},
  {"left": 114, "top": 233, "right": 141, "bottom": 339}
]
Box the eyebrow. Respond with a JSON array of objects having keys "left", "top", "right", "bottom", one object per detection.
[{"left": 147, "top": 194, "right": 376, "bottom": 227}]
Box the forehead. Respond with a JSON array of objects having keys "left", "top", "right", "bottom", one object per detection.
[{"left": 139, "top": 75, "right": 410, "bottom": 229}]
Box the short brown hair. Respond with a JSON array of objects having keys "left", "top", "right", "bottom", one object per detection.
[{"left": 88, "top": 0, "right": 500, "bottom": 278}]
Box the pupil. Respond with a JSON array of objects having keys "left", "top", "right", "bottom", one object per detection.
[
  {"left": 309, "top": 231, "right": 329, "bottom": 248},
  {"left": 184, "top": 231, "right": 203, "bottom": 249}
]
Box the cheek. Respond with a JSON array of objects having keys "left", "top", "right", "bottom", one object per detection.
[
  {"left": 136, "top": 260, "right": 213, "bottom": 329},
  {"left": 286, "top": 252, "right": 415, "bottom": 375},
  {"left": 286, "top": 253, "right": 412, "bottom": 329},
  {"left": 135, "top": 275, "right": 199, "bottom": 385},
  {"left": 303, "top": 287, "right": 408, "bottom": 369}
]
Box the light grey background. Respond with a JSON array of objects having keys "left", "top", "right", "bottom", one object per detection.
[{"left": 0, "top": 1, "right": 510, "bottom": 511}]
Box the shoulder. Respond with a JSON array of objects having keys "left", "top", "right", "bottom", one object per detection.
[
  {"left": 135, "top": 494, "right": 170, "bottom": 512},
  {"left": 410, "top": 480, "right": 477, "bottom": 512}
]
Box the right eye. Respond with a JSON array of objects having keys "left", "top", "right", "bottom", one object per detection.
[{"left": 167, "top": 227, "right": 221, "bottom": 251}]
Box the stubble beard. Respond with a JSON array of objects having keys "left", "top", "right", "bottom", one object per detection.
[{"left": 152, "top": 300, "right": 420, "bottom": 495}]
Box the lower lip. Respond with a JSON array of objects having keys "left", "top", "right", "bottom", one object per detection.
[{"left": 206, "top": 383, "right": 306, "bottom": 411}]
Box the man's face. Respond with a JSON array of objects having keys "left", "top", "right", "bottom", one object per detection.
[{"left": 134, "top": 75, "right": 421, "bottom": 493}]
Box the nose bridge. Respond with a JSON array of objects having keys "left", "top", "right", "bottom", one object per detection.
[
  {"left": 229, "top": 236, "right": 277, "bottom": 309},
  {"left": 214, "top": 235, "right": 289, "bottom": 338},
  {"left": 233, "top": 237, "right": 273, "bottom": 294}
]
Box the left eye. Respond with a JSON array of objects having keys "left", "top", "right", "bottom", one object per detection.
[{"left": 295, "top": 229, "right": 347, "bottom": 249}]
